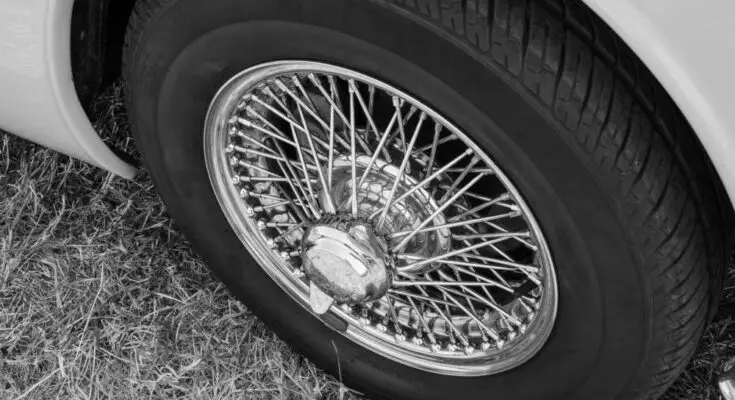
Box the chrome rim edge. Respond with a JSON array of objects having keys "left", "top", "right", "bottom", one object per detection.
[{"left": 203, "top": 60, "right": 558, "bottom": 376}]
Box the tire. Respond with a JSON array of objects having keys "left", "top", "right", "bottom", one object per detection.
[{"left": 122, "top": 0, "right": 732, "bottom": 399}]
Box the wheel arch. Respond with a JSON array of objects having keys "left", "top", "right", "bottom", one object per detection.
[
  {"left": 71, "top": 0, "right": 135, "bottom": 113},
  {"left": 72, "top": 0, "right": 735, "bottom": 213},
  {"left": 0, "top": 0, "right": 135, "bottom": 178}
]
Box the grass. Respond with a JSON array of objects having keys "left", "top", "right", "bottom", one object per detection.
[{"left": 0, "top": 83, "right": 733, "bottom": 400}]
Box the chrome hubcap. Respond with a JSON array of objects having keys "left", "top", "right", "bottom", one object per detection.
[
  {"left": 302, "top": 217, "right": 393, "bottom": 312},
  {"left": 204, "top": 60, "right": 558, "bottom": 376}
]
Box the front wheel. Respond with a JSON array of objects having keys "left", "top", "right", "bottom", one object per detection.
[{"left": 123, "top": 0, "right": 731, "bottom": 399}]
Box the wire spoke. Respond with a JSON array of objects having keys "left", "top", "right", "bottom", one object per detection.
[
  {"left": 456, "top": 234, "right": 515, "bottom": 291},
  {"left": 471, "top": 218, "right": 537, "bottom": 250},
  {"left": 272, "top": 139, "right": 321, "bottom": 219},
  {"left": 447, "top": 199, "right": 537, "bottom": 250},
  {"left": 290, "top": 75, "right": 372, "bottom": 155},
  {"left": 424, "top": 122, "right": 442, "bottom": 179},
  {"left": 447, "top": 193, "right": 512, "bottom": 222},
  {"left": 290, "top": 75, "right": 322, "bottom": 119},
  {"left": 368, "top": 85, "right": 377, "bottom": 137},
  {"left": 272, "top": 220, "right": 308, "bottom": 242},
  {"left": 392, "top": 172, "right": 487, "bottom": 252},
  {"left": 296, "top": 100, "right": 335, "bottom": 213},
  {"left": 452, "top": 231, "right": 530, "bottom": 241},
  {"left": 401, "top": 295, "right": 438, "bottom": 345},
  {"left": 388, "top": 289, "right": 459, "bottom": 310},
  {"left": 251, "top": 93, "right": 309, "bottom": 136},
  {"left": 231, "top": 159, "right": 282, "bottom": 178},
  {"left": 333, "top": 104, "right": 406, "bottom": 212},
  {"left": 439, "top": 157, "right": 480, "bottom": 204},
  {"left": 369, "top": 149, "right": 472, "bottom": 220},
  {"left": 396, "top": 234, "right": 515, "bottom": 272},
  {"left": 229, "top": 144, "right": 318, "bottom": 173},
  {"left": 413, "top": 285, "right": 470, "bottom": 346},
  {"left": 350, "top": 80, "right": 381, "bottom": 144},
  {"left": 258, "top": 85, "right": 342, "bottom": 154},
  {"left": 349, "top": 81, "right": 359, "bottom": 217},
  {"left": 233, "top": 116, "right": 297, "bottom": 147},
  {"left": 387, "top": 211, "right": 520, "bottom": 239},
  {"left": 435, "top": 271, "right": 522, "bottom": 327},
  {"left": 393, "top": 279, "right": 507, "bottom": 289},
  {"left": 387, "top": 104, "right": 417, "bottom": 152},
  {"left": 275, "top": 79, "right": 350, "bottom": 148},
  {"left": 385, "top": 296, "right": 404, "bottom": 335},
  {"left": 356, "top": 107, "right": 400, "bottom": 188},
  {"left": 375, "top": 109, "right": 426, "bottom": 229},
  {"left": 456, "top": 253, "right": 539, "bottom": 273},
  {"left": 428, "top": 283, "right": 501, "bottom": 341},
  {"left": 412, "top": 134, "right": 457, "bottom": 155},
  {"left": 396, "top": 254, "right": 534, "bottom": 273},
  {"left": 287, "top": 109, "right": 321, "bottom": 219}
]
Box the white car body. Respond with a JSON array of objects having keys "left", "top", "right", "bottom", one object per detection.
[
  {"left": 0, "top": 0, "right": 135, "bottom": 178},
  {"left": 0, "top": 0, "right": 733, "bottom": 207}
]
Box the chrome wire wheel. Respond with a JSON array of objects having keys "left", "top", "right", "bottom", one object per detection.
[{"left": 203, "top": 60, "right": 558, "bottom": 376}]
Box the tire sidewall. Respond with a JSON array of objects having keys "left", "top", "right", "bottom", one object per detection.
[{"left": 126, "top": 1, "right": 649, "bottom": 399}]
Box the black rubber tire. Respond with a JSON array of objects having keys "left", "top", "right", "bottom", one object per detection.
[{"left": 122, "top": 1, "right": 733, "bottom": 399}]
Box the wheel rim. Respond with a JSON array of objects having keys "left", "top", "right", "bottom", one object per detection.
[{"left": 203, "top": 60, "right": 558, "bottom": 376}]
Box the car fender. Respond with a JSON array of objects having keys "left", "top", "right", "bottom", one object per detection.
[{"left": 0, "top": 0, "right": 135, "bottom": 178}]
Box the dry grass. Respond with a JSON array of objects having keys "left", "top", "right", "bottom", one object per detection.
[{"left": 0, "top": 83, "right": 732, "bottom": 400}]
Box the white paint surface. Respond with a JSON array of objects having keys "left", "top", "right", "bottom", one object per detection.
[{"left": 0, "top": 0, "right": 135, "bottom": 178}]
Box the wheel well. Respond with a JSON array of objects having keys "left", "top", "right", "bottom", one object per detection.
[
  {"left": 69, "top": 0, "right": 734, "bottom": 232},
  {"left": 71, "top": 0, "right": 136, "bottom": 116}
]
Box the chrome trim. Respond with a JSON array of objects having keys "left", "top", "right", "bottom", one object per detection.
[{"left": 203, "top": 61, "right": 558, "bottom": 376}]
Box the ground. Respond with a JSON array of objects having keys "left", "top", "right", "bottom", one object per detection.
[{"left": 0, "top": 84, "right": 733, "bottom": 400}]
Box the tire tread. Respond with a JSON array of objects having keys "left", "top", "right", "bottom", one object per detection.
[{"left": 122, "top": 1, "right": 734, "bottom": 399}]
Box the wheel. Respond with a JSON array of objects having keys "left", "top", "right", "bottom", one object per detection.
[{"left": 123, "top": 0, "right": 732, "bottom": 399}]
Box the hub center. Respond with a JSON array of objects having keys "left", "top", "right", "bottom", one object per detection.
[
  {"left": 328, "top": 155, "right": 452, "bottom": 273},
  {"left": 301, "top": 217, "right": 393, "bottom": 314}
]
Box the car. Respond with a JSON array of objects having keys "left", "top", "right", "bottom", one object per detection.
[{"left": 2, "top": 0, "right": 734, "bottom": 399}]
